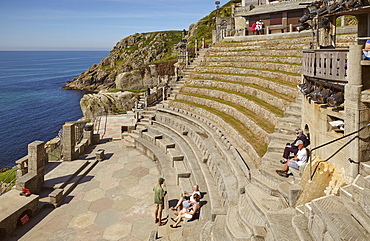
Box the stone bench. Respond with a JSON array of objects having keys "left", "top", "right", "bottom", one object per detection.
[{"left": 0, "top": 190, "right": 39, "bottom": 238}]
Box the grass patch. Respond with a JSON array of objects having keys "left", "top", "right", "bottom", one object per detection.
[
  {"left": 0, "top": 168, "right": 17, "bottom": 183},
  {"left": 191, "top": 77, "right": 294, "bottom": 102},
  {"left": 195, "top": 71, "right": 297, "bottom": 87},
  {"left": 180, "top": 91, "right": 275, "bottom": 133},
  {"left": 173, "top": 99, "right": 268, "bottom": 156},
  {"left": 185, "top": 85, "right": 285, "bottom": 117},
  {"left": 208, "top": 54, "right": 301, "bottom": 58},
  {"left": 205, "top": 65, "right": 301, "bottom": 77},
  {"left": 206, "top": 60, "right": 302, "bottom": 66}
]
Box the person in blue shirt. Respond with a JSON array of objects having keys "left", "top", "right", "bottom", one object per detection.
[{"left": 362, "top": 39, "right": 370, "bottom": 60}]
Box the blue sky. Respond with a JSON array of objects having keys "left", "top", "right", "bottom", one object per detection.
[{"left": 0, "top": 0, "right": 216, "bottom": 51}]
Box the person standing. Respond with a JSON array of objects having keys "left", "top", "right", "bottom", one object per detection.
[{"left": 153, "top": 177, "right": 166, "bottom": 226}]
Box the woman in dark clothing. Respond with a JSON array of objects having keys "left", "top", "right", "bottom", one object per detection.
[{"left": 280, "top": 129, "right": 310, "bottom": 164}]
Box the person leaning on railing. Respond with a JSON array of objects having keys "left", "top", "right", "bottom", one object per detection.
[{"left": 362, "top": 39, "right": 370, "bottom": 60}]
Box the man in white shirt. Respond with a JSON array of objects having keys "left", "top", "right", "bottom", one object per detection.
[
  {"left": 276, "top": 140, "right": 307, "bottom": 177},
  {"left": 171, "top": 185, "right": 200, "bottom": 211}
]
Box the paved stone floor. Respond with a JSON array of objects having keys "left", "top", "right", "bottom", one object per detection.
[
  {"left": 96, "top": 114, "right": 136, "bottom": 140},
  {"left": 8, "top": 140, "right": 162, "bottom": 241}
]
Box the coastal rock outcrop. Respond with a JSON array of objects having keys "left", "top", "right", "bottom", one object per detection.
[
  {"left": 80, "top": 91, "right": 137, "bottom": 119},
  {"left": 63, "top": 31, "right": 182, "bottom": 92}
]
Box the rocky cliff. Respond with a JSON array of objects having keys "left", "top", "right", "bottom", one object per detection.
[
  {"left": 80, "top": 91, "right": 137, "bottom": 119},
  {"left": 63, "top": 31, "right": 182, "bottom": 92}
]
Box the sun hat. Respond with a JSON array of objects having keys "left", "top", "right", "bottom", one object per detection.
[{"left": 158, "top": 177, "right": 165, "bottom": 182}]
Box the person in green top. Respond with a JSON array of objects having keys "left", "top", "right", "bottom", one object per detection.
[{"left": 153, "top": 177, "right": 166, "bottom": 226}]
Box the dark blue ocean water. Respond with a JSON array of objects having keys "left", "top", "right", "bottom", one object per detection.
[{"left": 0, "top": 51, "right": 108, "bottom": 168}]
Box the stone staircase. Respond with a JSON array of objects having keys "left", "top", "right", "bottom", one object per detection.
[{"left": 130, "top": 33, "right": 370, "bottom": 240}]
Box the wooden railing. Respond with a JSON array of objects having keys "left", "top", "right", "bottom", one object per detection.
[{"left": 303, "top": 49, "right": 349, "bottom": 82}]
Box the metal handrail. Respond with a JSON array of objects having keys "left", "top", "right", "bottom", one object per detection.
[{"left": 308, "top": 123, "right": 370, "bottom": 181}]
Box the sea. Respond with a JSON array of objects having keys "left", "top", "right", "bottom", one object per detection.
[{"left": 0, "top": 51, "right": 109, "bottom": 168}]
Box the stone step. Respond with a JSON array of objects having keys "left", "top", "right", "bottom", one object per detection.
[
  {"left": 178, "top": 176, "right": 193, "bottom": 196},
  {"left": 284, "top": 109, "right": 301, "bottom": 119},
  {"left": 259, "top": 162, "right": 294, "bottom": 184},
  {"left": 360, "top": 162, "right": 370, "bottom": 176},
  {"left": 209, "top": 43, "right": 308, "bottom": 52},
  {"left": 211, "top": 215, "right": 228, "bottom": 241},
  {"left": 343, "top": 201, "right": 370, "bottom": 234},
  {"left": 274, "top": 122, "right": 298, "bottom": 135},
  {"left": 167, "top": 148, "right": 184, "bottom": 164},
  {"left": 194, "top": 66, "right": 301, "bottom": 85},
  {"left": 141, "top": 131, "right": 162, "bottom": 144},
  {"left": 204, "top": 56, "right": 302, "bottom": 65},
  {"left": 200, "top": 61, "right": 302, "bottom": 75},
  {"left": 265, "top": 209, "right": 300, "bottom": 241},
  {"left": 310, "top": 195, "right": 370, "bottom": 240},
  {"left": 286, "top": 102, "right": 301, "bottom": 113},
  {"left": 244, "top": 183, "right": 289, "bottom": 222},
  {"left": 276, "top": 116, "right": 301, "bottom": 127},
  {"left": 251, "top": 173, "right": 280, "bottom": 197},
  {"left": 189, "top": 73, "right": 298, "bottom": 99},
  {"left": 267, "top": 142, "right": 285, "bottom": 153},
  {"left": 225, "top": 206, "right": 252, "bottom": 240},
  {"left": 269, "top": 132, "right": 296, "bottom": 144},
  {"left": 200, "top": 221, "right": 213, "bottom": 241},
  {"left": 156, "top": 138, "right": 175, "bottom": 152},
  {"left": 262, "top": 151, "right": 283, "bottom": 164},
  {"left": 207, "top": 49, "right": 303, "bottom": 57},
  {"left": 174, "top": 159, "right": 191, "bottom": 185}
]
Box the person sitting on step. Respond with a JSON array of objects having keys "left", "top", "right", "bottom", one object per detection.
[
  {"left": 170, "top": 184, "right": 200, "bottom": 211},
  {"left": 276, "top": 140, "right": 307, "bottom": 177},
  {"left": 280, "top": 128, "right": 309, "bottom": 164},
  {"left": 170, "top": 193, "right": 201, "bottom": 228}
]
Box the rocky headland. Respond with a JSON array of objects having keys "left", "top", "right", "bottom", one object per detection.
[{"left": 63, "top": 31, "right": 183, "bottom": 92}]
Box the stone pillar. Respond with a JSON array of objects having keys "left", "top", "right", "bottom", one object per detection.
[
  {"left": 186, "top": 52, "right": 189, "bottom": 66},
  {"left": 202, "top": 38, "right": 205, "bottom": 48},
  {"left": 289, "top": 24, "right": 293, "bottom": 33},
  {"left": 195, "top": 39, "right": 198, "bottom": 55},
  {"left": 266, "top": 26, "right": 270, "bottom": 35},
  {"left": 357, "top": 14, "right": 369, "bottom": 45},
  {"left": 28, "top": 141, "right": 46, "bottom": 176},
  {"left": 62, "top": 122, "right": 76, "bottom": 162},
  {"left": 282, "top": 12, "right": 288, "bottom": 32},
  {"left": 344, "top": 45, "right": 368, "bottom": 178},
  {"left": 83, "top": 124, "right": 94, "bottom": 146},
  {"left": 16, "top": 141, "right": 46, "bottom": 193}
]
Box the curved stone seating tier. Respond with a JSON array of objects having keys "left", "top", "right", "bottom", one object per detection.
[
  {"left": 194, "top": 66, "right": 301, "bottom": 85},
  {"left": 200, "top": 61, "right": 302, "bottom": 75},
  {"left": 207, "top": 49, "right": 304, "bottom": 57},
  {"left": 153, "top": 110, "right": 244, "bottom": 209},
  {"left": 181, "top": 85, "right": 284, "bottom": 126},
  {"left": 190, "top": 73, "right": 298, "bottom": 99},
  {"left": 214, "top": 37, "right": 312, "bottom": 47},
  {"left": 209, "top": 43, "right": 310, "bottom": 52},
  {"left": 167, "top": 101, "right": 261, "bottom": 168},
  {"left": 175, "top": 93, "right": 270, "bottom": 143},
  {"left": 145, "top": 122, "right": 223, "bottom": 221},
  {"left": 185, "top": 79, "right": 291, "bottom": 112},
  {"left": 204, "top": 55, "right": 302, "bottom": 65}
]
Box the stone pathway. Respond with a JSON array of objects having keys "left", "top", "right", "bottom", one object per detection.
[
  {"left": 96, "top": 114, "right": 136, "bottom": 140},
  {"left": 9, "top": 140, "right": 161, "bottom": 241}
]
